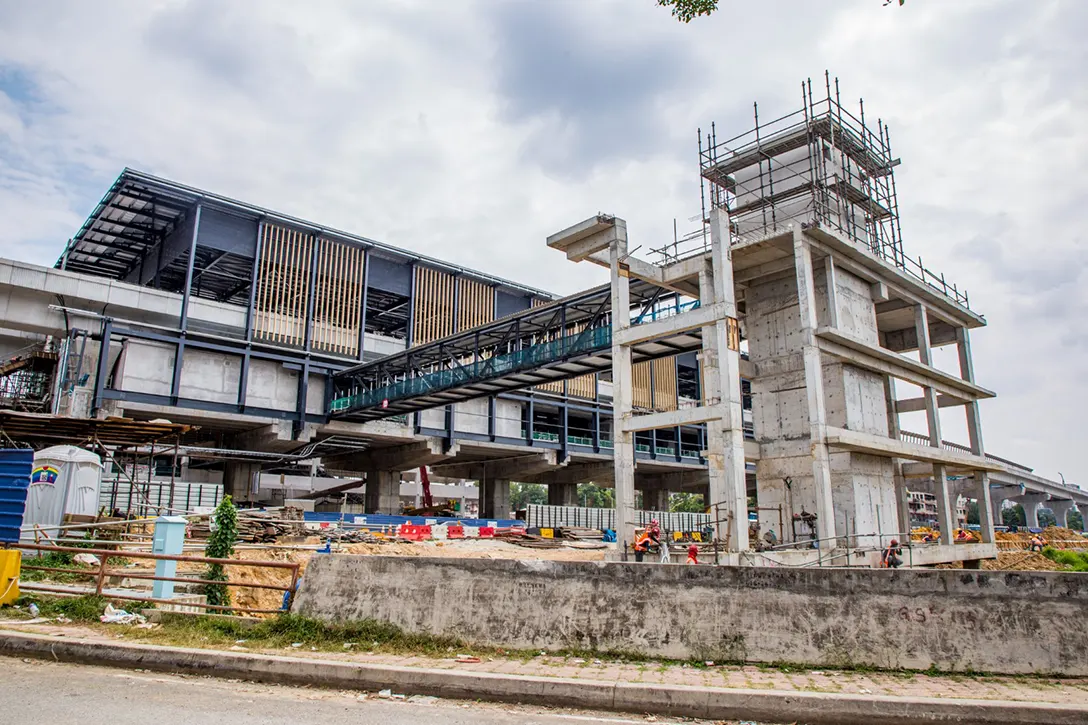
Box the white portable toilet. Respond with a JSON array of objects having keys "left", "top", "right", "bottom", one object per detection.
[{"left": 22, "top": 446, "right": 103, "bottom": 541}]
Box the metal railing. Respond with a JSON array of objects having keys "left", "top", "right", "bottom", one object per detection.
[{"left": 13, "top": 542, "right": 300, "bottom": 616}]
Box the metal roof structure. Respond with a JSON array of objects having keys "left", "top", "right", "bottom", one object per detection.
[{"left": 56, "top": 168, "right": 556, "bottom": 300}]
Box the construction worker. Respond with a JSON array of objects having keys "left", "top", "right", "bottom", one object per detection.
[
  {"left": 633, "top": 528, "right": 651, "bottom": 562},
  {"left": 1030, "top": 534, "right": 1047, "bottom": 552},
  {"left": 686, "top": 544, "right": 699, "bottom": 565},
  {"left": 881, "top": 539, "right": 903, "bottom": 569}
]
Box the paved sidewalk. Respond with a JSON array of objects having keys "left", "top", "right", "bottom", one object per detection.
[{"left": 3, "top": 619, "right": 1086, "bottom": 706}]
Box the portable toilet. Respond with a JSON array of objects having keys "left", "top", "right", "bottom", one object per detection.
[{"left": 22, "top": 445, "right": 103, "bottom": 541}]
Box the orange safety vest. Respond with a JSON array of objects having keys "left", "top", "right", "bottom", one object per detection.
[{"left": 634, "top": 532, "right": 650, "bottom": 551}]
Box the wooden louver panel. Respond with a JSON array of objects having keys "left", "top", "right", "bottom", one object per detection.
[
  {"left": 457, "top": 277, "right": 494, "bottom": 332},
  {"left": 254, "top": 224, "right": 314, "bottom": 347},
  {"left": 311, "top": 239, "right": 364, "bottom": 357},
  {"left": 412, "top": 266, "right": 456, "bottom": 345},
  {"left": 632, "top": 356, "right": 678, "bottom": 412}
]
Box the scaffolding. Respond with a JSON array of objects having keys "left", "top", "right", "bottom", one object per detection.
[
  {"left": 0, "top": 342, "right": 59, "bottom": 413},
  {"left": 684, "top": 72, "right": 970, "bottom": 309}
]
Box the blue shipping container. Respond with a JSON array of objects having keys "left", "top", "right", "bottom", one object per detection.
[{"left": 0, "top": 448, "right": 33, "bottom": 544}]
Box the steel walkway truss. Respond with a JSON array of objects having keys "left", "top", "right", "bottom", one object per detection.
[{"left": 330, "top": 279, "right": 701, "bottom": 422}]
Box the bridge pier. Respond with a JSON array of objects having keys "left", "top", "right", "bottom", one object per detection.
[
  {"left": 364, "top": 470, "right": 400, "bottom": 514},
  {"left": 547, "top": 482, "right": 578, "bottom": 507},
  {"left": 643, "top": 488, "right": 670, "bottom": 513},
  {"left": 1013, "top": 493, "right": 1050, "bottom": 529},
  {"left": 1047, "top": 500, "right": 1076, "bottom": 529},
  {"left": 223, "top": 461, "right": 260, "bottom": 504},
  {"left": 479, "top": 478, "right": 511, "bottom": 520},
  {"left": 989, "top": 484, "right": 1023, "bottom": 526}
]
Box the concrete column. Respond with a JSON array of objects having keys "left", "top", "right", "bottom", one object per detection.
[
  {"left": 990, "top": 494, "right": 1005, "bottom": 527},
  {"left": 643, "top": 488, "right": 670, "bottom": 513},
  {"left": 548, "top": 482, "right": 578, "bottom": 507},
  {"left": 706, "top": 207, "right": 750, "bottom": 551},
  {"left": 365, "top": 470, "right": 400, "bottom": 514},
  {"left": 609, "top": 240, "right": 637, "bottom": 548},
  {"left": 884, "top": 375, "right": 911, "bottom": 538},
  {"left": 792, "top": 230, "right": 836, "bottom": 546},
  {"left": 957, "top": 327, "right": 995, "bottom": 543},
  {"left": 1013, "top": 493, "right": 1049, "bottom": 529},
  {"left": 1047, "top": 500, "right": 1074, "bottom": 529},
  {"left": 480, "top": 478, "right": 511, "bottom": 520},
  {"left": 223, "top": 461, "right": 260, "bottom": 503},
  {"left": 915, "top": 305, "right": 954, "bottom": 544},
  {"left": 989, "top": 484, "right": 1022, "bottom": 527}
]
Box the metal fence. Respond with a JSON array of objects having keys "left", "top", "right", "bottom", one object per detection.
[
  {"left": 100, "top": 479, "right": 223, "bottom": 516},
  {"left": 526, "top": 504, "right": 710, "bottom": 533},
  {"left": 16, "top": 541, "right": 300, "bottom": 615}
]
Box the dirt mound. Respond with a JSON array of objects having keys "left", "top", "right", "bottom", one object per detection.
[
  {"left": 996, "top": 527, "right": 1086, "bottom": 551},
  {"left": 937, "top": 551, "right": 1065, "bottom": 571}
]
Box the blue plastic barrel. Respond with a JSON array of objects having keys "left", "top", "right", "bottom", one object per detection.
[{"left": 0, "top": 448, "right": 33, "bottom": 544}]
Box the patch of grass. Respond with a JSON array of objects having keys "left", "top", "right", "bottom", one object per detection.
[
  {"left": 18, "top": 553, "right": 94, "bottom": 583},
  {"left": 14, "top": 594, "right": 108, "bottom": 623},
  {"left": 1042, "top": 547, "right": 1088, "bottom": 572}
]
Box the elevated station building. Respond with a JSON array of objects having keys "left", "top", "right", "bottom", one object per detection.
[{"left": 0, "top": 76, "right": 1083, "bottom": 563}]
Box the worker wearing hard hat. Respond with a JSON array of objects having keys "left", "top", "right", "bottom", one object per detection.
[{"left": 633, "top": 528, "right": 651, "bottom": 562}]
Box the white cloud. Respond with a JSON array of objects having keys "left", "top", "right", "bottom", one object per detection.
[{"left": 0, "top": 0, "right": 1084, "bottom": 485}]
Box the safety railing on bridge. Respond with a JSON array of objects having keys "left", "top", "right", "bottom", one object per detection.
[{"left": 331, "top": 325, "right": 613, "bottom": 412}]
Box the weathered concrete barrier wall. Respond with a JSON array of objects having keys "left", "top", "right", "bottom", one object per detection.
[{"left": 294, "top": 556, "right": 1088, "bottom": 675}]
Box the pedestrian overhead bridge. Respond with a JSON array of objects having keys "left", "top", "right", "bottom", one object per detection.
[{"left": 329, "top": 279, "right": 709, "bottom": 422}]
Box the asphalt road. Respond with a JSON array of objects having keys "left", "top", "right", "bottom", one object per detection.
[{"left": 1, "top": 658, "right": 741, "bottom": 725}]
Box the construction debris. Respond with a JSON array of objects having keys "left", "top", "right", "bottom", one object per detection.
[{"left": 189, "top": 508, "right": 307, "bottom": 543}]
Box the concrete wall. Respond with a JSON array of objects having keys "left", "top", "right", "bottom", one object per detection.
[
  {"left": 749, "top": 263, "right": 898, "bottom": 546},
  {"left": 420, "top": 397, "right": 522, "bottom": 438},
  {"left": 295, "top": 556, "right": 1088, "bottom": 676}
]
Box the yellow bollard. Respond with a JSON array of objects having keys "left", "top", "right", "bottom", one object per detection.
[{"left": 0, "top": 549, "right": 21, "bottom": 606}]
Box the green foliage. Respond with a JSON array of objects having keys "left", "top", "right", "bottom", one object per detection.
[
  {"left": 509, "top": 482, "right": 547, "bottom": 511},
  {"left": 16, "top": 594, "right": 107, "bottom": 622},
  {"left": 577, "top": 483, "right": 614, "bottom": 508},
  {"left": 656, "top": 0, "right": 718, "bottom": 23},
  {"left": 966, "top": 500, "right": 979, "bottom": 525},
  {"left": 657, "top": 0, "right": 902, "bottom": 23},
  {"left": 1069, "top": 509, "right": 1084, "bottom": 531},
  {"left": 203, "top": 495, "right": 239, "bottom": 610},
  {"left": 1002, "top": 504, "right": 1026, "bottom": 527},
  {"left": 669, "top": 492, "right": 706, "bottom": 513},
  {"left": 1041, "top": 547, "right": 1088, "bottom": 572},
  {"left": 1037, "top": 510, "right": 1057, "bottom": 529}
]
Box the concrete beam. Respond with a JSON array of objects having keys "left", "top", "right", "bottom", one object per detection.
[
  {"left": 335, "top": 439, "right": 454, "bottom": 473},
  {"left": 614, "top": 302, "right": 729, "bottom": 348},
  {"left": 894, "top": 394, "right": 968, "bottom": 414},
  {"left": 882, "top": 324, "right": 959, "bottom": 353},
  {"left": 816, "top": 327, "right": 996, "bottom": 402},
  {"left": 620, "top": 404, "right": 725, "bottom": 433},
  {"left": 824, "top": 428, "right": 1003, "bottom": 472},
  {"left": 429, "top": 451, "right": 558, "bottom": 482}
]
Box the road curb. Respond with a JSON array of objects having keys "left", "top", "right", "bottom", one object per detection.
[{"left": 1, "top": 629, "right": 1084, "bottom": 725}]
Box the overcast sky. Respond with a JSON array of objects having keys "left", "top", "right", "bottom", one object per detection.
[{"left": 0, "top": 0, "right": 1085, "bottom": 488}]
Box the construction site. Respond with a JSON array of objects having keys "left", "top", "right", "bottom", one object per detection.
[{"left": 1, "top": 75, "right": 1086, "bottom": 692}]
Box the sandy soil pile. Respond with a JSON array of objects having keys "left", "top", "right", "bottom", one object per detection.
[{"left": 996, "top": 527, "right": 1086, "bottom": 551}]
